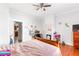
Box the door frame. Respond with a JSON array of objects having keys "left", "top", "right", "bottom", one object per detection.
[{"left": 14, "top": 21, "right": 23, "bottom": 43}]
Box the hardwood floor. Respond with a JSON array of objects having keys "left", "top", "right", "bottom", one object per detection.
[
  {"left": 35, "top": 37, "right": 79, "bottom": 56},
  {"left": 60, "top": 45, "right": 79, "bottom": 56}
]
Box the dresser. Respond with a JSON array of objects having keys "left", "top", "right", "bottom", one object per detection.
[
  {"left": 73, "top": 32, "right": 79, "bottom": 48},
  {"left": 73, "top": 25, "right": 79, "bottom": 48}
]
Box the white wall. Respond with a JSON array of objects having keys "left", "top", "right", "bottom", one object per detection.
[
  {"left": 0, "top": 4, "right": 10, "bottom": 46},
  {"left": 56, "top": 10, "right": 79, "bottom": 46},
  {"left": 9, "top": 8, "right": 44, "bottom": 42},
  {"left": 9, "top": 8, "right": 79, "bottom": 46},
  {"left": 42, "top": 15, "right": 56, "bottom": 39},
  {"left": 1, "top": 4, "right": 79, "bottom": 46},
  {"left": 34, "top": 16, "right": 45, "bottom": 33}
]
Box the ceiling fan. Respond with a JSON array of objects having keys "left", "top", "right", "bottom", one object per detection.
[{"left": 33, "top": 3, "right": 51, "bottom": 11}]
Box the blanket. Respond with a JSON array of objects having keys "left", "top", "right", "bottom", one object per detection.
[{"left": 11, "top": 39, "right": 61, "bottom": 56}]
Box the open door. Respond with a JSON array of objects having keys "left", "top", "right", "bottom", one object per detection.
[{"left": 14, "top": 21, "right": 22, "bottom": 43}]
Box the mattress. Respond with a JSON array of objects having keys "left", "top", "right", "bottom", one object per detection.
[{"left": 10, "top": 39, "right": 62, "bottom": 56}]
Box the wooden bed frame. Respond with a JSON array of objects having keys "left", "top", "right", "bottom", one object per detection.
[{"left": 35, "top": 37, "right": 59, "bottom": 47}]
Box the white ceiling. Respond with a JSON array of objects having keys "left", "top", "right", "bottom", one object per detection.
[{"left": 9, "top": 3, "right": 79, "bottom": 16}]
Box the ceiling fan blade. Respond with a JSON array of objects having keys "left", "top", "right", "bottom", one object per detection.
[
  {"left": 43, "top": 5, "right": 51, "bottom": 7},
  {"left": 36, "top": 8, "right": 40, "bottom": 10},
  {"left": 33, "top": 4, "right": 39, "bottom": 7}
]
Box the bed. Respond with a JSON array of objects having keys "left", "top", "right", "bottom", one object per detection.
[{"left": 10, "top": 39, "right": 61, "bottom": 56}]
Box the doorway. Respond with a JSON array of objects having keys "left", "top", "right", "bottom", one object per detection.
[{"left": 14, "top": 21, "right": 22, "bottom": 43}]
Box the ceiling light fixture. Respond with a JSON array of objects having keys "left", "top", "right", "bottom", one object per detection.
[{"left": 33, "top": 3, "right": 51, "bottom": 11}]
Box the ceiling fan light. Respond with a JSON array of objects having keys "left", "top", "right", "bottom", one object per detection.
[
  {"left": 33, "top": 3, "right": 51, "bottom": 11},
  {"left": 43, "top": 8, "right": 46, "bottom": 11}
]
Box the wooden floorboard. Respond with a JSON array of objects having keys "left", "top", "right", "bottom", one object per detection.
[{"left": 35, "top": 37, "right": 79, "bottom": 56}]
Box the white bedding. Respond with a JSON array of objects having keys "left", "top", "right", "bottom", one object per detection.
[{"left": 11, "top": 39, "right": 62, "bottom": 56}]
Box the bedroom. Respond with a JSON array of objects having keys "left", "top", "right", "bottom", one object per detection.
[{"left": 0, "top": 3, "right": 79, "bottom": 56}]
